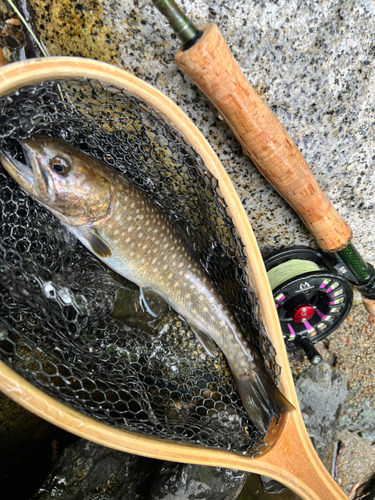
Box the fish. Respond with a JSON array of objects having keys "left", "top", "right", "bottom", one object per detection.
[{"left": 0, "top": 135, "right": 294, "bottom": 434}]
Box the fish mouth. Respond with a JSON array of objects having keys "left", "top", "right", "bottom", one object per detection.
[{"left": 0, "top": 142, "right": 48, "bottom": 201}]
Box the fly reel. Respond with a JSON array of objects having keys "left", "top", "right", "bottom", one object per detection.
[{"left": 264, "top": 247, "right": 353, "bottom": 363}]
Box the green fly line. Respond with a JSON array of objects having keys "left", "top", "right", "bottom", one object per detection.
[
  {"left": 267, "top": 259, "right": 322, "bottom": 290},
  {"left": 6, "top": 0, "right": 49, "bottom": 57},
  {"left": 6, "top": 0, "right": 69, "bottom": 107}
]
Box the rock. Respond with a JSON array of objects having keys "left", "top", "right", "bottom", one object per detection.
[
  {"left": 0, "top": 392, "right": 75, "bottom": 500},
  {"left": 338, "top": 397, "right": 375, "bottom": 440},
  {"left": 237, "top": 473, "right": 299, "bottom": 500},
  {"left": 353, "top": 472, "right": 375, "bottom": 500},
  {"left": 32, "top": 439, "right": 159, "bottom": 500},
  {"left": 260, "top": 475, "right": 287, "bottom": 494},
  {"left": 32, "top": 438, "right": 249, "bottom": 500},
  {"left": 149, "top": 462, "right": 248, "bottom": 500},
  {"left": 294, "top": 361, "right": 349, "bottom": 457}
]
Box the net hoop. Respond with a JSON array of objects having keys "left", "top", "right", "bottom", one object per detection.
[{"left": 0, "top": 57, "right": 346, "bottom": 500}]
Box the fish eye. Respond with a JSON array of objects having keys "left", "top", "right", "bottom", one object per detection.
[{"left": 50, "top": 156, "right": 71, "bottom": 175}]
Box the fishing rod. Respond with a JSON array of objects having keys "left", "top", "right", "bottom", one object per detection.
[{"left": 151, "top": 0, "right": 375, "bottom": 345}]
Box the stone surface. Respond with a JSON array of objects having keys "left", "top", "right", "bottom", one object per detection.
[
  {"left": 259, "top": 475, "right": 286, "bottom": 494},
  {"left": 237, "top": 473, "right": 299, "bottom": 500},
  {"left": 338, "top": 397, "right": 375, "bottom": 440},
  {"left": 294, "top": 361, "right": 349, "bottom": 457},
  {"left": 149, "top": 462, "right": 248, "bottom": 500},
  {"left": 32, "top": 439, "right": 159, "bottom": 500},
  {"left": 353, "top": 472, "right": 375, "bottom": 500},
  {"left": 322, "top": 429, "right": 375, "bottom": 496},
  {"left": 31, "top": 437, "right": 248, "bottom": 500},
  {"left": 0, "top": 391, "right": 76, "bottom": 500}
]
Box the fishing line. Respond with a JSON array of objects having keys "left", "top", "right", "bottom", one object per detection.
[
  {"left": 6, "top": 0, "right": 69, "bottom": 107},
  {"left": 267, "top": 259, "right": 321, "bottom": 290},
  {"left": 6, "top": 0, "right": 49, "bottom": 57}
]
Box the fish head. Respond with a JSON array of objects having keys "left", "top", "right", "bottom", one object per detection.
[{"left": 0, "top": 135, "right": 113, "bottom": 225}]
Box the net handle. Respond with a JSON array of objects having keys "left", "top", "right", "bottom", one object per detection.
[
  {"left": 174, "top": 24, "right": 353, "bottom": 253},
  {"left": 0, "top": 57, "right": 346, "bottom": 499}
]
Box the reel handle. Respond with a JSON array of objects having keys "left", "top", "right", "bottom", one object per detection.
[
  {"left": 175, "top": 24, "right": 352, "bottom": 253},
  {"left": 297, "top": 337, "right": 323, "bottom": 365}
]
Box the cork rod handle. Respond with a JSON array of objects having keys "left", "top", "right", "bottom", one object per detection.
[
  {"left": 361, "top": 295, "right": 375, "bottom": 316},
  {"left": 175, "top": 24, "right": 352, "bottom": 253}
]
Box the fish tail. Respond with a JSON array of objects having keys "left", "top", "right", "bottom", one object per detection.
[{"left": 232, "top": 363, "right": 294, "bottom": 435}]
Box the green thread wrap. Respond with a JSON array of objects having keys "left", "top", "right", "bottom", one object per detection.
[{"left": 336, "top": 244, "right": 370, "bottom": 282}]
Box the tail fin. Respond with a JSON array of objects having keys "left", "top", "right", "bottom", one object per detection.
[{"left": 233, "top": 364, "right": 294, "bottom": 435}]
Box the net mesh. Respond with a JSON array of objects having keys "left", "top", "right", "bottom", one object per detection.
[{"left": 0, "top": 78, "right": 281, "bottom": 454}]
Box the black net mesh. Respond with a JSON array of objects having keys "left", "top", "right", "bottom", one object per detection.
[{"left": 0, "top": 78, "right": 281, "bottom": 455}]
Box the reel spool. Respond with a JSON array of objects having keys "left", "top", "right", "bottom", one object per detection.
[{"left": 265, "top": 247, "right": 353, "bottom": 363}]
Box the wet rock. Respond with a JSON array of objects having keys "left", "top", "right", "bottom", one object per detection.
[
  {"left": 237, "top": 473, "right": 299, "bottom": 500},
  {"left": 32, "top": 439, "right": 159, "bottom": 500},
  {"left": 294, "top": 361, "right": 349, "bottom": 457},
  {"left": 338, "top": 397, "right": 375, "bottom": 440},
  {"left": 149, "top": 462, "right": 248, "bottom": 500},
  {"left": 260, "top": 475, "right": 286, "bottom": 494},
  {"left": 353, "top": 472, "right": 375, "bottom": 500},
  {"left": 0, "top": 392, "right": 75, "bottom": 500}
]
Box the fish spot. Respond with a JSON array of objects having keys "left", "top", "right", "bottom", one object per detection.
[
  {"left": 126, "top": 237, "right": 131, "bottom": 243},
  {"left": 114, "top": 229, "right": 119, "bottom": 235},
  {"left": 128, "top": 226, "right": 134, "bottom": 232}
]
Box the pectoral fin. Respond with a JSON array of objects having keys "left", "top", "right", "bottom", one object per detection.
[
  {"left": 86, "top": 229, "right": 112, "bottom": 258},
  {"left": 190, "top": 326, "right": 219, "bottom": 357},
  {"left": 62, "top": 224, "right": 112, "bottom": 259}
]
